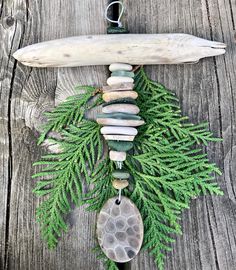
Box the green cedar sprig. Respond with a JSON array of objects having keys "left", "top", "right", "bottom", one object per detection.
[
  {"left": 33, "top": 68, "right": 223, "bottom": 270},
  {"left": 33, "top": 121, "right": 103, "bottom": 248},
  {"left": 37, "top": 85, "right": 100, "bottom": 145}
]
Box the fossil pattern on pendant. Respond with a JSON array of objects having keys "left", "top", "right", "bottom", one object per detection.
[{"left": 97, "top": 196, "right": 144, "bottom": 263}]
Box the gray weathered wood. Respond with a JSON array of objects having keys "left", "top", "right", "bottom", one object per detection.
[
  {"left": 123, "top": 0, "right": 236, "bottom": 269},
  {"left": 0, "top": 0, "right": 108, "bottom": 270},
  {"left": 1, "top": 0, "right": 236, "bottom": 270}
]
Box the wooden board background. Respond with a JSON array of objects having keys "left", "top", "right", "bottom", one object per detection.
[{"left": 0, "top": 0, "right": 235, "bottom": 269}]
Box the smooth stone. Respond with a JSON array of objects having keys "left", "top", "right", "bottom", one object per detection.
[
  {"left": 111, "top": 71, "right": 135, "bottom": 78},
  {"left": 107, "top": 77, "right": 134, "bottom": 86},
  {"left": 112, "top": 170, "right": 130, "bottom": 179},
  {"left": 101, "top": 126, "right": 138, "bottom": 136},
  {"left": 108, "top": 141, "right": 134, "bottom": 151},
  {"left": 97, "top": 118, "right": 145, "bottom": 127},
  {"left": 109, "top": 151, "right": 126, "bottom": 162},
  {"left": 97, "top": 113, "right": 141, "bottom": 120},
  {"left": 102, "top": 104, "right": 140, "bottom": 114},
  {"left": 104, "top": 135, "right": 135, "bottom": 141},
  {"left": 109, "top": 63, "right": 133, "bottom": 72},
  {"left": 102, "top": 98, "right": 136, "bottom": 107},
  {"left": 112, "top": 179, "right": 129, "bottom": 189},
  {"left": 103, "top": 91, "right": 138, "bottom": 102},
  {"left": 102, "top": 83, "right": 134, "bottom": 92},
  {"left": 97, "top": 196, "right": 143, "bottom": 263}
]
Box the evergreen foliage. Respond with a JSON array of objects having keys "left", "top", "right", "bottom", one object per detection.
[
  {"left": 33, "top": 68, "right": 222, "bottom": 269},
  {"left": 33, "top": 121, "right": 103, "bottom": 248},
  {"left": 37, "top": 86, "right": 100, "bottom": 145}
]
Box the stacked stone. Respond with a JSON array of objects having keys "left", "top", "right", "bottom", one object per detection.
[{"left": 96, "top": 63, "right": 144, "bottom": 190}]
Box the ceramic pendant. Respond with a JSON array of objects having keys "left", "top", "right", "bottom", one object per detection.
[{"left": 97, "top": 196, "right": 144, "bottom": 263}]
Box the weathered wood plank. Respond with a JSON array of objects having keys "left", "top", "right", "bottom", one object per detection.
[
  {"left": 123, "top": 0, "right": 236, "bottom": 269},
  {"left": 1, "top": 0, "right": 236, "bottom": 269},
  {"left": 0, "top": 0, "right": 108, "bottom": 269}
]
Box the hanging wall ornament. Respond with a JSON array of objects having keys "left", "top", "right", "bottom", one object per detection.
[{"left": 13, "top": 1, "right": 226, "bottom": 269}]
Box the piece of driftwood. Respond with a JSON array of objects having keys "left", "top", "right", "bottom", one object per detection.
[{"left": 13, "top": 34, "right": 226, "bottom": 67}]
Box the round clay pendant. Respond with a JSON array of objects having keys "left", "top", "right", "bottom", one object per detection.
[{"left": 97, "top": 196, "right": 143, "bottom": 263}]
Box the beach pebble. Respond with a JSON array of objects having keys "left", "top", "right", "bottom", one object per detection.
[
  {"left": 111, "top": 71, "right": 134, "bottom": 78},
  {"left": 112, "top": 170, "right": 130, "bottom": 179},
  {"left": 109, "top": 151, "right": 127, "bottom": 161},
  {"left": 97, "top": 113, "right": 141, "bottom": 120},
  {"left": 112, "top": 179, "right": 129, "bottom": 189},
  {"left": 103, "top": 98, "right": 136, "bottom": 106},
  {"left": 103, "top": 91, "right": 138, "bottom": 102},
  {"left": 101, "top": 126, "right": 138, "bottom": 136},
  {"left": 104, "top": 135, "right": 135, "bottom": 141},
  {"left": 102, "top": 104, "right": 140, "bottom": 114},
  {"left": 107, "top": 77, "right": 134, "bottom": 86},
  {"left": 109, "top": 63, "right": 133, "bottom": 72},
  {"left": 102, "top": 83, "right": 134, "bottom": 92},
  {"left": 108, "top": 141, "right": 134, "bottom": 152},
  {"left": 97, "top": 118, "right": 144, "bottom": 127}
]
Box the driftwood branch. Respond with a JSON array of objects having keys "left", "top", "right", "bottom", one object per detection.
[{"left": 13, "top": 34, "right": 226, "bottom": 67}]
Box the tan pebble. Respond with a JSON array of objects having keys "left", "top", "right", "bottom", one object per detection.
[
  {"left": 102, "top": 83, "right": 134, "bottom": 92},
  {"left": 97, "top": 118, "right": 145, "bottom": 127},
  {"left": 103, "top": 91, "right": 138, "bottom": 102},
  {"left": 112, "top": 179, "right": 129, "bottom": 189},
  {"left": 109, "top": 63, "right": 133, "bottom": 72},
  {"left": 101, "top": 126, "right": 138, "bottom": 135},
  {"left": 102, "top": 104, "right": 140, "bottom": 114},
  {"left": 107, "top": 77, "right": 134, "bottom": 86},
  {"left": 109, "top": 151, "right": 127, "bottom": 161},
  {"left": 104, "top": 135, "right": 135, "bottom": 141}
]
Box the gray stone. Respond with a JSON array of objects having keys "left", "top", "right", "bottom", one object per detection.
[
  {"left": 102, "top": 82, "right": 134, "bottom": 92},
  {"left": 102, "top": 104, "right": 140, "bottom": 114},
  {"left": 97, "top": 196, "right": 143, "bottom": 263}
]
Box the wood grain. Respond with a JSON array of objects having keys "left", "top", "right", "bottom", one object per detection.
[
  {"left": 123, "top": 0, "right": 236, "bottom": 269},
  {"left": 1, "top": 0, "right": 236, "bottom": 270},
  {"left": 0, "top": 0, "right": 108, "bottom": 270}
]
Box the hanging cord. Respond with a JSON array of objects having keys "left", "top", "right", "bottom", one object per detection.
[
  {"left": 104, "top": 1, "right": 124, "bottom": 27},
  {"left": 104, "top": 1, "right": 128, "bottom": 34}
]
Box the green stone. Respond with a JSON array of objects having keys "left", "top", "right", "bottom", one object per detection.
[
  {"left": 111, "top": 71, "right": 135, "bottom": 78},
  {"left": 112, "top": 170, "right": 130, "bottom": 179},
  {"left": 103, "top": 98, "right": 136, "bottom": 107},
  {"left": 97, "top": 113, "right": 141, "bottom": 120},
  {"left": 107, "top": 26, "right": 129, "bottom": 34},
  {"left": 108, "top": 141, "right": 134, "bottom": 152}
]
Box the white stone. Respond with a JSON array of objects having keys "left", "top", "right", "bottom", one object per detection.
[
  {"left": 102, "top": 91, "right": 138, "bottom": 102},
  {"left": 101, "top": 126, "right": 138, "bottom": 136},
  {"left": 103, "top": 135, "right": 135, "bottom": 141},
  {"left": 107, "top": 76, "right": 134, "bottom": 86},
  {"left": 97, "top": 118, "right": 145, "bottom": 127},
  {"left": 109, "top": 151, "right": 127, "bottom": 161},
  {"left": 102, "top": 104, "right": 140, "bottom": 114},
  {"left": 109, "top": 63, "right": 133, "bottom": 72}
]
